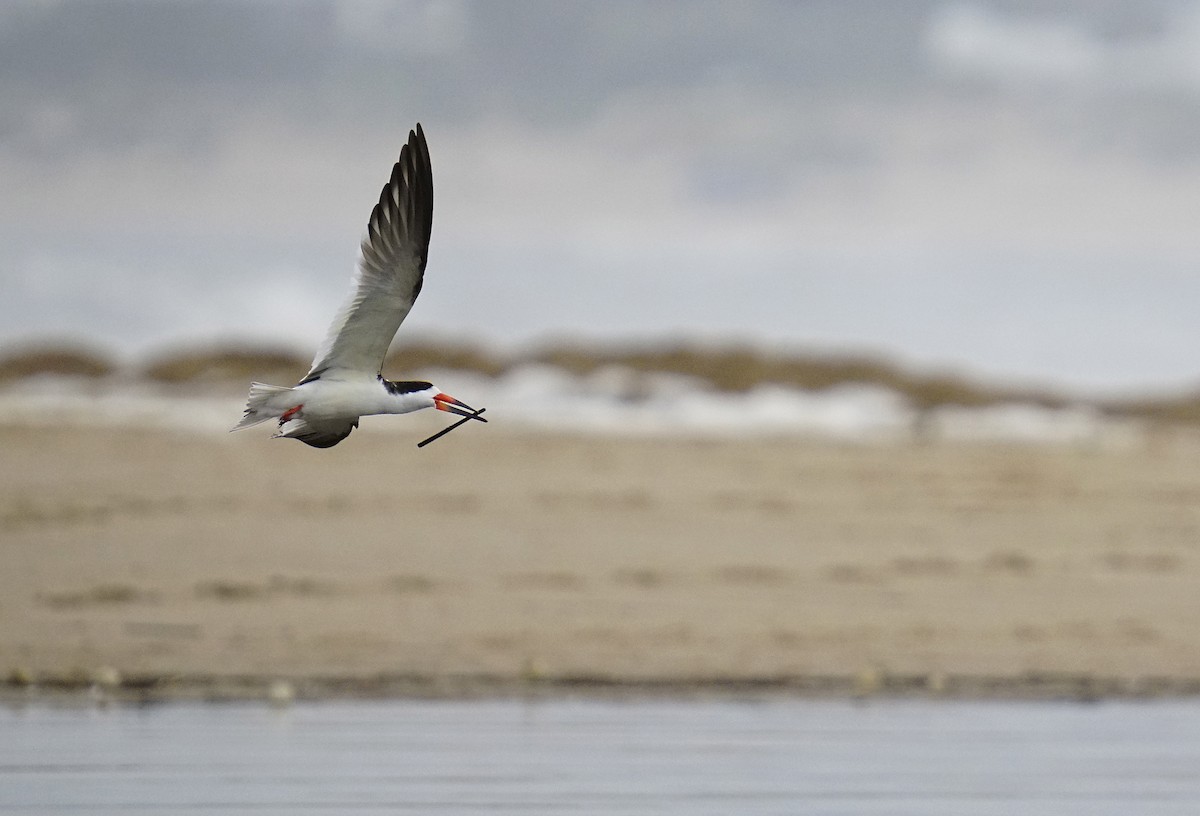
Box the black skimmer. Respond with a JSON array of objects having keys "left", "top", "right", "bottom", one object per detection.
[{"left": 232, "top": 124, "right": 486, "bottom": 448}]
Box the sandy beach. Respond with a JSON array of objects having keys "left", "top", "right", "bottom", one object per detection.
[{"left": 4, "top": 421, "right": 1200, "bottom": 699}]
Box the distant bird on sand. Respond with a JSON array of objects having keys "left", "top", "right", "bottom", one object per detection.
[{"left": 232, "top": 124, "right": 486, "bottom": 448}]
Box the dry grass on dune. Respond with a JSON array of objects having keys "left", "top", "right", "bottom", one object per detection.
[
  {"left": 525, "top": 341, "right": 1074, "bottom": 412},
  {"left": 1104, "top": 390, "right": 1200, "bottom": 426},
  {"left": 2, "top": 336, "right": 1199, "bottom": 423},
  {"left": 141, "top": 346, "right": 308, "bottom": 385},
  {"left": 381, "top": 341, "right": 507, "bottom": 378},
  {"left": 0, "top": 344, "right": 115, "bottom": 382}
]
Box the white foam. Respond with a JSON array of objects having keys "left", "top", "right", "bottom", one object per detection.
[
  {"left": 0, "top": 368, "right": 1146, "bottom": 447},
  {"left": 0, "top": 376, "right": 243, "bottom": 434}
]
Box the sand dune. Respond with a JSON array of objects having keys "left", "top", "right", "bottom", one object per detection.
[{"left": 3, "top": 422, "right": 1200, "bottom": 699}]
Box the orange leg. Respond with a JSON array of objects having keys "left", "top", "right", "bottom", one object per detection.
[{"left": 280, "top": 404, "right": 304, "bottom": 422}]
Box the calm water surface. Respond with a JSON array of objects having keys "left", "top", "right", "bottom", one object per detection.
[{"left": 3, "top": 697, "right": 1199, "bottom": 815}]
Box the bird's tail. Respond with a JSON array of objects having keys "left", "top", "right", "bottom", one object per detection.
[{"left": 231, "top": 382, "right": 295, "bottom": 431}]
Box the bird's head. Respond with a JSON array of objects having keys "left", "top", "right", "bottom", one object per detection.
[{"left": 382, "top": 379, "right": 487, "bottom": 422}]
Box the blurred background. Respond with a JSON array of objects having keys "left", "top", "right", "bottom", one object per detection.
[
  {"left": 3, "top": 0, "right": 1200, "bottom": 396},
  {"left": 5, "top": 3, "right": 1200, "bottom": 813}
]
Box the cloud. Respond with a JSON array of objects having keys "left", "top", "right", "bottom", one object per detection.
[
  {"left": 334, "top": 0, "right": 469, "bottom": 55},
  {"left": 925, "top": 2, "right": 1200, "bottom": 92},
  {"left": 3, "top": 1, "right": 1200, "bottom": 389}
]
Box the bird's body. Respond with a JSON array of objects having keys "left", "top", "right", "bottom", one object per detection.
[{"left": 232, "top": 124, "right": 485, "bottom": 448}]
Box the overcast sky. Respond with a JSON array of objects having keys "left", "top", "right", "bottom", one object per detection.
[{"left": 3, "top": 0, "right": 1200, "bottom": 393}]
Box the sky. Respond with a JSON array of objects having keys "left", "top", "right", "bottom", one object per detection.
[{"left": 3, "top": 0, "right": 1200, "bottom": 394}]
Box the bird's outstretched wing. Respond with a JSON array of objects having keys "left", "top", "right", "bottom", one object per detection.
[{"left": 300, "top": 124, "right": 433, "bottom": 383}]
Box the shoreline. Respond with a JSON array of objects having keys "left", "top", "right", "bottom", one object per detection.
[{"left": 7, "top": 669, "right": 1200, "bottom": 705}]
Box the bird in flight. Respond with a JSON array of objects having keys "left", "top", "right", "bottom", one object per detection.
[{"left": 232, "top": 124, "right": 486, "bottom": 448}]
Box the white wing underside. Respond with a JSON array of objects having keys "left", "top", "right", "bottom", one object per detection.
[{"left": 303, "top": 125, "right": 434, "bottom": 382}]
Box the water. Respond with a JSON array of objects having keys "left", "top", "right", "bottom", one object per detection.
[{"left": 3, "top": 698, "right": 1199, "bottom": 815}]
